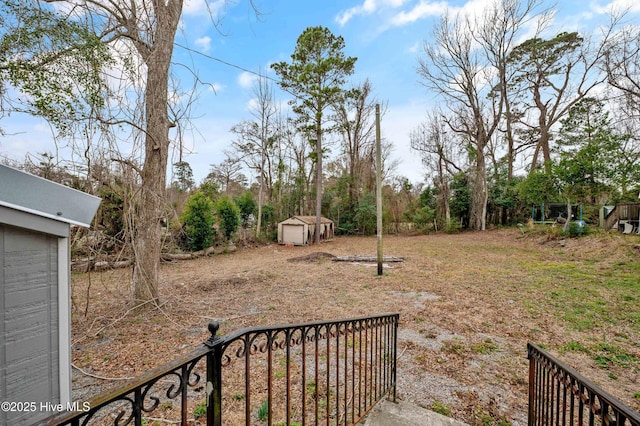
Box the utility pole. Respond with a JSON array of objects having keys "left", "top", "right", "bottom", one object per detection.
[{"left": 376, "top": 104, "right": 383, "bottom": 276}]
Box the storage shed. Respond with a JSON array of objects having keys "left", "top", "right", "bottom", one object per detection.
[
  {"left": 0, "top": 164, "right": 100, "bottom": 424},
  {"left": 278, "top": 216, "right": 334, "bottom": 245}
]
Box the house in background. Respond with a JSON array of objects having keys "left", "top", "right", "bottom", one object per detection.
[
  {"left": 278, "top": 216, "right": 334, "bottom": 245},
  {"left": 0, "top": 164, "right": 100, "bottom": 424}
]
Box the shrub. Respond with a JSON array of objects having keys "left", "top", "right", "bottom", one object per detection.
[
  {"left": 235, "top": 191, "right": 256, "bottom": 227},
  {"left": 181, "top": 191, "right": 215, "bottom": 251},
  {"left": 216, "top": 195, "right": 241, "bottom": 241},
  {"left": 445, "top": 219, "right": 462, "bottom": 234}
]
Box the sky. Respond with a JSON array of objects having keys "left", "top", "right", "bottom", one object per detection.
[{"left": 1, "top": 0, "right": 639, "bottom": 187}]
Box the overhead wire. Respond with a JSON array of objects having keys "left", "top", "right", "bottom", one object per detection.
[{"left": 173, "top": 41, "right": 282, "bottom": 85}]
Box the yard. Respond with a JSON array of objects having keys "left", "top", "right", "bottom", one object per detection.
[{"left": 69, "top": 229, "right": 640, "bottom": 425}]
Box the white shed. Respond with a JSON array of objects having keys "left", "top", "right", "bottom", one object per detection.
[
  {"left": 0, "top": 164, "right": 100, "bottom": 424},
  {"left": 278, "top": 216, "right": 334, "bottom": 245}
]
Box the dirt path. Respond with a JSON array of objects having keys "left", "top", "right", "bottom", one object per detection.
[{"left": 69, "top": 230, "right": 640, "bottom": 425}]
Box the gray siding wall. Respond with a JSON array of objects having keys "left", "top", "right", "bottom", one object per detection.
[{"left": 1, "top": 224, "right": 60, "bottom": 425}]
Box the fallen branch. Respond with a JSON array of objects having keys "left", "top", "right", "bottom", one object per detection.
[
  {"left": 333, "top": 255, "right": 405, "bottom": 263},
  {"left": 71, "top": 363, "right": 134, "bottom": 381},
  {"left": 71, "top": 259, "right": 132, "bottom": 272}
]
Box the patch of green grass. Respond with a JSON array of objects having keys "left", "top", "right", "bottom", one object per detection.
[
  {"left": 593, "top": 343, "right": 638, "bottom": 369},
  {"left": 441, "top": 340, "right": 465, "bottom": 355},
  {"left": 477, "top": 412, "right": 512, "bottom": 426},
  {"left": 431, "top": 400, "right": 451, "bottom": 416},
  {"left": 233, "top": 392, "right": 244, "bottom": 400},
  {"left": 193, "top": 400, "right": 207, "bottom": 419},
  {"left": 306, "top": 381, "right": 316, "bottom": 397},
  {"left": 257, "top": 399, "right": 269, "bottom": 422},
  {"left": 562, "top": 341, "right": 590, "bottom": 354},
  {"left": 319, "top": 398, "right": 327, "bottom": 410},
  {"left": 472, "top": 338, "right": 498, "bottom": 355}
]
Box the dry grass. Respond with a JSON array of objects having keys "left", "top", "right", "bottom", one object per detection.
[{"left": 70, "top": 229, "right": 640, "bottom": 425}]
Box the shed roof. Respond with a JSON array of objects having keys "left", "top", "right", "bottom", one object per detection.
[
  {"left": 284, "top": 216, "right": 333, "bottom": 225},
  {"left": 0, "top": 164, "right": 101, "bottom": 227}
]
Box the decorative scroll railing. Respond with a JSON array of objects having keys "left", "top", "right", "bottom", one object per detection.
[
  {"left": 38, "top": 313, "right": 399, "bottom": 426},
  {"left": 528, "top": 343, "right": 640, "bottom": 426}
]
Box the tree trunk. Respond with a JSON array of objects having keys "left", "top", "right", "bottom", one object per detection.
[
  {"left": 469, "top": 148, "right": 488, "bottom": 231},
  {"left": 131, "top": 0, "right": 182, "bottom": 305},
  {"left": 315, "top": 117, "right": 322, "bottom": 244},
  {"left": 256, "top": 149, "right": 265, "bottom": 237}
]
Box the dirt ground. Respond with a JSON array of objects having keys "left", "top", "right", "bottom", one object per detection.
[{"left": 69, "top": 229, "right": 640, "bottom": 425}]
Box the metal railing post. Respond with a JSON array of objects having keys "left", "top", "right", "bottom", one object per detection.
[
  {"left": 527, "top": 344, "right": 535, "bottom": 426},
  {"left": 392, "top": 314, "right": 398, "bottom": 402},
  {"left": 205, "top": 321, "right": 222, "bottom": 426}
]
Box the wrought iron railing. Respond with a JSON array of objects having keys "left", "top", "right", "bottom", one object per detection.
[
  {"left": 528, "top": 343, "right": 640, "bottom": 426},
  {"left": 38, "top": 313, "right": 399, "bottom": 426}
]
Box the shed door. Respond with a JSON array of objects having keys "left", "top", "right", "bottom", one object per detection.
[
  {"left": 282, "top": 224, "right": 305, "bottom": 245},
  {"left": 0, "top": 225, "right": 60, "bottom": 425}
]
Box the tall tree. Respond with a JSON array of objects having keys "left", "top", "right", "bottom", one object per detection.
[
  {"left": 418, "top": 11, "right": 496, "bottom": 231},
  {"left": 507, "top": 28, "right": 613, "bottom": 174},
  {"left": 411, "top": 112, "right": 463, "bottom": 227},
  {"left": 43, "top": 0, "right": 201, "bottom": 304},
  {"left": 231, "top": 76, "right": 279, "bottom": 236},
  {"left": 272, "top": 26, "right": 356, "bottom": 243},
  {"left": 418, "top": 0, "right": 542, "bottom": 230},
  {"left": 333, "top": 79, "right": 378, "bottom": 209}
]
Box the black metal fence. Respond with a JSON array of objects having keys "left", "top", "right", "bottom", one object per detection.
[
  {"left": 528, "top": 343, "right": 640, "bottom": 426},
  {"left": 39, "top": 313, "right": 399, "bottom": 426}
]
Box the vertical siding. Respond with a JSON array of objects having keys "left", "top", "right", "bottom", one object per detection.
[{"left": 1, "top": 225, "right": 59, "bottom": 425}]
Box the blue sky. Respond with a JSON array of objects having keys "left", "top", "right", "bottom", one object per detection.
[{"left": 1, "top": 0, "right": 639, "bottom": 185}]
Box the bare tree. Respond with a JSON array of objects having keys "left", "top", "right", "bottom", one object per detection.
[
  {"left": 605, "top": 24, "right": 640, "bottom": 120},
  {"left": 208, "top": 154, "right": 247, "bottom": 196},
  {"left": 411, "top": 112, "right": 464, "bottom": 226},
  {"left": 418, "top": 11, "right": 497, "bottom": 231},
  {"left": 231, "top": 76, "right": 279, "bottom": 235},
  {"left": 333, "top": 79, "right": 378, "bottom": 208},
  {"left": 418, "top": 0, "right": 543, "bottom": 230}
]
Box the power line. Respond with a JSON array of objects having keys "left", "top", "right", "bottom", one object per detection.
[{"left": 174, "top": 42, "right": 281, "bottom": 85}]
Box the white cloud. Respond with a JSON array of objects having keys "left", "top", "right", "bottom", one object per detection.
[
  {"left": 194, "top": 36, "right": 212, "bottom": 52},
  {"left": 391, "top": 0, "right": 449, "bottom": 26},
  {"left": 237, "top": 71, "right": 257, "bottom": 89},
  {"left": 246, "top": 98, "right": 260, "bottom": 112},
  {"left": 183, "top": 0, "right": 226, "bottom": 17},
  {"left": 336, "top": 0, "right": 409, "bottom": 26},
  {"left": 209, "top": 82, "right": 225, "bottom": 94},
  {"left": 591, "top": 0, "right": 640, "bottom": 14}
]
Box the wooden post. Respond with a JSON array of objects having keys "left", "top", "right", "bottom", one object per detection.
[{"left": 376, "top": 104, "right": 383, "bottom": 276}]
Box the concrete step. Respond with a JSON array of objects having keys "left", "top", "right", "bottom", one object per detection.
[{"left": 359, "top": 399, "right": 470, "bottom": 426}]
